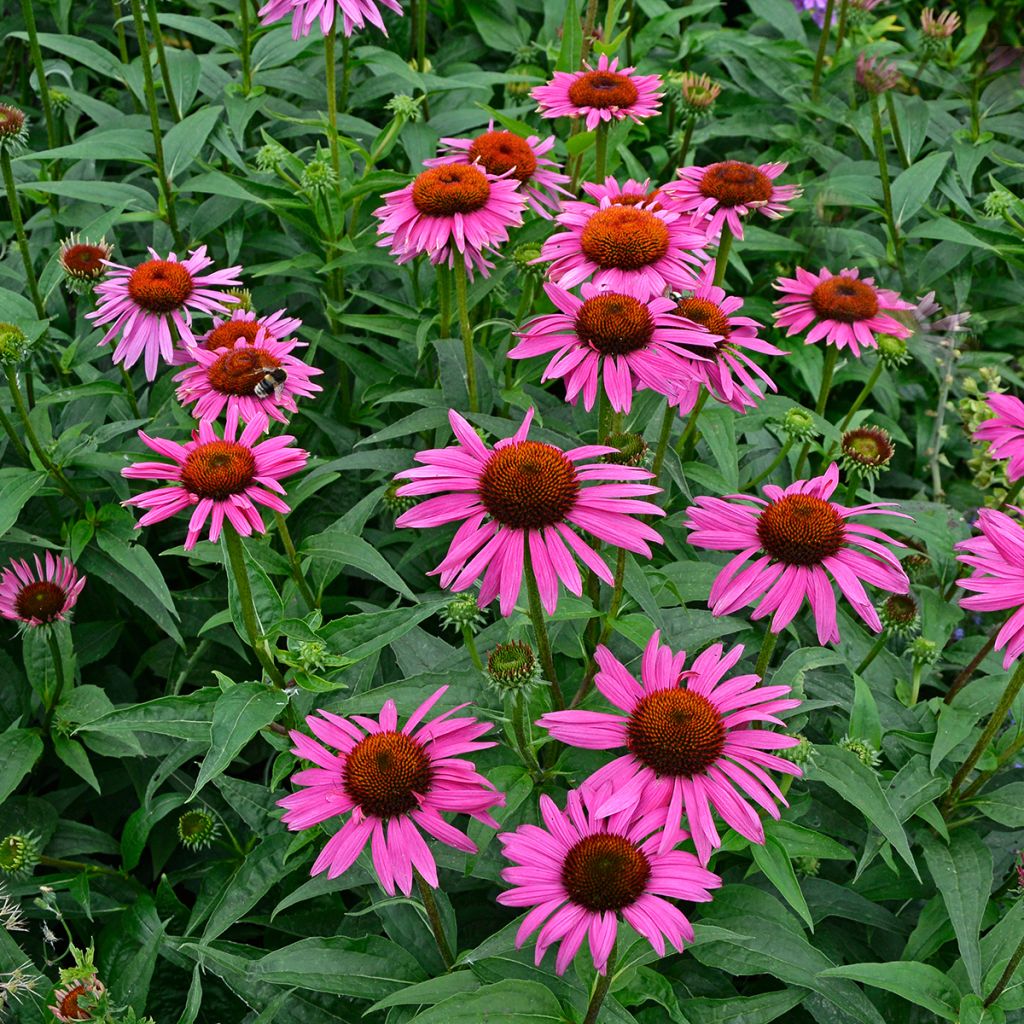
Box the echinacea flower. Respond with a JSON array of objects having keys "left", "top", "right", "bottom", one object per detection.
[
  {"left": 0, "top": 104, "right": 27, "bottom": 152},
  {"left": 669, "top": 260, "right": 785, "bottom": 415},
  {"left": 856, "top": 53, "right": 901, "bottom": 94},
  {"left": 773, "top": 266, "right": 913, "bottom": 356},
  {"left": 278, "top": 685, "right": 504, "bottom": 893},
  {"left": 0, "top": 554, "right": 86, "bottom": 628},
  {"left": 58, "top": 234, "right": 113, "bottom": 294},
  {"left": 538, "top": 632, "right": 801, "bottom": 863},
  {"left": 394, "top": 409, "right": 664, "bottom": 616},
  {"left": 840, "top": 425, "right": 895, "bottom": 482},
  {"left": 539, "top": 196, "right": 708, "bottom": 302},
  {"left": 258, "top": 0, "right": 402, "bottom": 39},
  {"left": 579, "top": 176, "right": 669, "bottom": 210},
  {"left": 665, "top": 161, "right": 801, "bottom": 242},
  {"left": 374, "top": 164, "right": 526, "bottom": 278},
  {"left": 49, "top": 977, "right": 105, "bottom": 1023},
  {"left": 921, "top": 8, "right": 959, "bottom": 38},
  {"left": 532, "top": 54, "right": 662, "bottom": 131},
  {"left": 121, "top": 407, "right": 308, "bottom": 550},
  {"left": 425, "top": 123, "right": 570, "bottom": 217},
  {"left": 957, "top": 509, "right": 1024, "bottom": 668},
  {"left": 497, "top": 786, "right": 721, "bottom": 973},
  {"left": 683, "top": 463, "right": 911, "bottom": 644},
  {"left": 975, "top": 393, "right": 1024, "bottom": 483},
  {"left": 86, "top": 246, "right": 243, "bottom": 380},
  {"left": 173, "top": 326, "right": 323, "bottom": 433},
  {"left": 675, "top": 72, "right": 721, "bottom": 118},
  {"left": 509, "top": 281, "right": 718, "bottom": 414},
  {"left": 172, "top": 306, "right": 305, "bottom": 364}
]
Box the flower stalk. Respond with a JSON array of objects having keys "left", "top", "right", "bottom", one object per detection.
[
  {"left": 415, "top": 871, "right": 455, "bottom": 969},
  {"left": 19, "top": 0, "right": 58, "bottom": 150},
  {"left": 274, "top": 510, "right": 318, "bottom": 610},
  {"left": 0, "top": 150, "right": 46, "bottom": 321},
  {"left": 810, "top": 0, "right": 837, "bottom": 101},
  {"left": 869, "top": 95, "right": 903, "bottom": 275},
  {"left": 582, "top": 942, "right": 617, "bottom": 1024},
  {"left": 524, "top": 551, "right": 564, "bottom": 710},
  {"left": 453, "top": 260, "right": 478, "bottom": 413},
  {"left": 146, "top": 0, "right": 181, "bottom": 121}
]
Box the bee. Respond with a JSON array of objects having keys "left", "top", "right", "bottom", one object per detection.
[{"left": 252, "top": 366, "right": 287, "bottom": 399}]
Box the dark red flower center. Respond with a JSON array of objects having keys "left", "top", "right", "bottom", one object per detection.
[
  {"left": 809, "top": 277, "right": 879, "bottom": 323},
  {"left": 467, "top": 131, "right": 537, "bottom": 182},
  {"left": 61, "top": 244, "right": 108, "bottom": 279},
  {"left": 179, "top": 441, "right": 256, "bottom": 500},
  {"left": 757, "top": 494, "right": 846, "bottom": 566},
  {"left": 883, "top": 593, "right": 917, "bottom": 625},
  {"left": 574, "top": 293, "right": 655, "bottom": 355},
  {"left": 479, "top": 441, "right": 580, "bottom": 530},
  {"left": 568, "top": 71, "right": 640, "bottom": 109},
  {"left": 562, "top": 833, "right": 651, "bottom": 912},
  {"left": 127, "top": 260, "right": 194, "bottom": 314},
  {"left": 676, "top": 296, "right": 732, "bottom": 353},
  {"left": 610, "top": 188, "right": 661, "bottom": 209},
  {"left": 580, "top": 207, "right": 671, "bottom": 271},
  {"left": 343, "top": 730, "right": 433, "bottom": 818},
  {"left": 627, "top": 688, "right": 726, "bottom": 777},
  {"left": 698, "top": 162, "right": 773, "bottom": 207},
  {"left": 206, "top": 346, "right": 283, "bottom": 396},
  {"left": 59, "top": 985, "right": 90, "bottom": 1021},
  {"left": 0, "top": 104, "right": 25, "bottom": 137},
  {"left": 841, "top": 427, "right": 893, "bottom": 467},
  {"left": 14, "top": 580, "right": 66, "bottom": 623},
  {"left": 202, "top": 319, "right": 263, "bottom": 351},
  {"left": 412, "top": 165, "right": 491, "bottom": 216}
]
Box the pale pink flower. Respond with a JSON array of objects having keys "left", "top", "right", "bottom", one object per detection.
[
  {"left": 683, "top": 463, "right": 911, "bottom": 644},
  {"left": 0, "top": 553, "right": 85, "bottom": 627},
  {"left": 856, "top": 53, "right": 901, "bottom": 93},
  {"left": 395, "top": 409, "right": 663, "bottom": 616},
  {"left": 497, "top": 786, "right": 720, "bottom": 973},
  {"left": 279, "top": 685, "right": 504, "bottom": 893},
  {"left": 258, "top": 0, "right": 402, "bottom": 38}
]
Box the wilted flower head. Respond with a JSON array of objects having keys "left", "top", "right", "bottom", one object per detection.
[
  {"left": 0, "top": 104, "right": 28, "bottom": 152},
  {"left": 0, "top": 323, "right": 29, "bottom": 366},
  {"left": 921, "top": 8, "right": 959, "bottom": 38},
  {"left": 486, "top": 640, "right": 540, "bottom": 694},
  {"left": 840, "top": 425, "right": 895, "bottom": 481},
  {"left": 0, "top": 883, "right": 26, "bottom": 933},
  {"left": 856, "top": 53, "right": 901, "bottom": 94},
  {"left": 59, "top": 234, "right": 114, "bottom": 294}
]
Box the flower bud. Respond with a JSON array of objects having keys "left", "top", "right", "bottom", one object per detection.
[
  {"left": 58, "top": 235, "right": 113, "bottom": 294},
  {"left": 0, "top": 833, "right": 39, "bottom": 878},
  {"left": 0, "top": 105, "right": 28, "bottom": 153},
  {"left": 880, "top": 593, "right": 919, "bottom": 636},
  {"left": 381, "top": 480, "right": 417, "bottom": 518},
  {"left": 909, "top": 636, "right": 940, "bottom": 667},
  {"left": 440, "top": 592, "right": 486, "bottom": 634},
  {"left": 840, "top": 426, "right": 894, "bottom": 481},
  {"left": 876, "top": 333, "right": 910, "bottom": 368},
  {"left": 601, "top": 431, "right": 650, "bottom": 468},
  {"left": 782, "top": 407, "right": 817, "bottom": 442},
  {"left": 487, "top": 640, "right": 540, "bottom": 694},
  {"left": 0, "top": 323, "right": 30, "bottom": 367},
  {"left": 255, "top": 139, "right": 288, "bottom": 172},
  {"left": 177, "top": 809, "right": 220, "bottom": 850},
  {"left": 840, "top": 734, "right": 882, "bottom": 769}
]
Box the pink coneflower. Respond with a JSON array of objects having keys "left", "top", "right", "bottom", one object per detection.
[
  {"left": 170, "top": 306, "right": 305, "bottom": 365},
  {"left": 173, "top": 326, "right": 323, "bottom": 433},
  {"left": 532, "top": 54, "right": 662, "bottom": 131},
  {"left": 58, "top": 234, "right": 113, "bottom": 293},
  {"left": 921, "top": 8, "right": 959, "bottom": 38},
  {"left": 539, "top": 197, "right": 708, "bottom": 302},
  {"left": 669, "top": 261, "right": 785, "bottom": 415},
  {"left": 509, "top": 281, "right": 718, "bottom": 414},
  {"left": 394, "top": 409, "right": 663, "bottom": 616},
  {"left": 538, "top": 632, "right": 801, "bottom": 864},
  {"left": 957, "top": 509, "right": 1024, "bottom": 668},
  {"left": 121, "top": 408, "right": 308, "bottom": 550},
  {"left": 279, "top": 685, "right": 504, "bottom": 892},
  {"left": 86, "top": 246, "right": 243, "bottom": 380},
  {"left": 856, "top": 53, "right": 901, "bottom": 93},
  {"left": 683, "top": 462, "right": 911, "bottom": 644},
  {"left": 580, "top": 176, "right": 671, "bottom": 210},
  {"left": 49, "top": 977, "right": 105, "bottom": 1023},
  {"left": 424, "top": 123, "right": 570, "bottom": 217},
  {"left": 374, "top": 164, "right": 526, "bottom": 278},
  {"left": 664, "top": 161, "right": 801, "bottom": 241},
  {"left": 773, "top": 266, "right": 913, "bottom": 356},
  {"left": 258, "top": 0, "right": 402, "bottom": 38},
  {"left": 0, "top": 554, "right": 86, "bottom": 627},
  {"left": 975, "top": 394, "right": 1024, "bottom": 482},
  {"left": 497, "top": 786, "right": 720, "bottom": 974}
]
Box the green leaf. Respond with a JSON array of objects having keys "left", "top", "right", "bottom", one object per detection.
[
  {"left": 52, "top": 734, "right": 100, "bottom": 793},
  {"left": 922, "top": 830, "right": 992, "bottom": 994},
  {"left": 190, "top": 683, "right": 287, "bottom": 798},
  {"left": 11, "top": 32, "right": 124, "bottom": 79},
  {"left": 76, "top": 688, "right": 219, "bottom": 741},
  {"left": 890, "top": 152, "right": 951, "bottom": 226},
  {"left": 750, "top": 836, "right": 814, "bottom": 930},
  {"left": 679, "top": 989, "right": 805, "bottom": 1024},
  {"left": 175, "top": 965, "right": 204, "bottom": 1024},
  {"left": 164, "top": 105, "right": 223, "bottom": 180},
  {"left": 321, "top": 602, "right": 446, "bottom": 665},
  {"left": 36, "top": 381, "right": 127, "bottom": 406},
  {"left": 967, "top": 782, "right": 1024, "bottom": 826},
  {"left": 407, "top": 979, "right": 564, "bottom": 1022},
  {"left": 302, "top": 527, "right": 415, "bottom": 600},
  {"left": 0, "top": 728, "right": 43, "bottom": 804},
  {"left": 821, "top": 962, "right": 960, "bottom": 1021},
  {"left": 368, "top": 973, "right": 482, "bottom": 1012},
  {"left": 850, "top": 674, "right": 883, "bottom": 749},
  {"left": 554, "top": 0, "right": 582, "bottom": 72},
  {"left": 0, "top": 469, "right": 47, "bottom": 536},
  {"left": 121, "top": 792, "right": 187, "bottom": 871}
]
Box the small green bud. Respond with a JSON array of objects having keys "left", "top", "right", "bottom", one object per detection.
[
  {"left": 881, "top": 593, "right": 919, "bottom": 636},
  {"left": 385, "top": 94, "right": 421, "bottom": 122},
  {"left": 794, "top": 856, "right": 820, "bottom": 877},
  {"left": 877, "top": 333, "right": 910, "bottom": 368},
  {"left": 223, "top": 287, "right": 254, "bottom": 312},
  {"left": 505, "top": 64, "right": 546, "bottom": 99},
  {"left": 177, "top": 809, "right": 219, "bottom": 850},
  {"left": 909, "top": 636, "right": 940, "bottom": 667},
  {"left": 601, "top": 431, "right": 650, "bottom": 468},
  {"left": 0, "top": 105, "right": 28, "bottom": 153},
  {"left": 840, "top": 426, "right": 894, "bottom": 482},
  {"left": 440, "top": 592, "right": 486, "bottom": 634},
  {"left": 781, "top": 733, "right": 815, "bottom": 767},
  {"left": 300, "top": 154, "right": 338, "bottom": 195},
  {"left": 839, "top": 734, "right": 882, "bottom": 769},
  {"left": 0, "top": 833, "right": 39, "bottom": 878},
  {"left": 381, "top": 480, "right": 416, "bottom": 518},
  {"left": 0, "top": 323, "right": 30, "bottom": 366},
  {"left": 255, "top": 140, "right": 288, "bottom": 172},
  {"left": 487, "top": 641, "right": 540, "bottom": 694},
  {"left": 782, "top": 407, "right": 817, "bottom": 442},
  {"left": 983, "top": 189, "right": 1016, "bottom": 219},
  {"left": 297, "top": 640, "right": 328, "bottom": 674}
]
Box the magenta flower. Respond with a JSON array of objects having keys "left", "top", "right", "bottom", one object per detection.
[
  {"left": 539, "top": 196, "right": 708, "bottom": 302},
  {"left": 664, "top": 161, "right": 801, "bottom": 241},
  {"left": 173, "top": 325, "right": 323, "bottom": 433},
  {"left": 0, "top": 553, "right": 86, "bottom": 627},
  {"left": 279, "top": 685, "right": 504, "bottom": 893},
  {"left": 374, "top": 164, "right": 526, "bottom": 278},
  {"left": 258, "top": 0, "right": 402, "bottom": 38},
  {"left": 182, "top": 306, "right": 305, "bottom": 360},
  {"left": 538, "top": 632, "right": 801, "bottom": 864},
  {"left": 509, "top": 281, "right": 717, "bottom": 414},
  {"left": 579, "top": 175, "right": 674, "bottom": 210},
  {"left": 86, "top": 246, "right": 243, "bottom": 381},
  {"left": 856, "top": 53, "right": 901, "bottom": 94},
  {"left": 773, "top": 266, "right": 913, "bottom": 356},
  {"left": 683, "top": 463, "right": 911, "bottom": 644},
  {"left": 957, "top": 509, "right": 1024, "bottom": 668},
  {"left": 121, "top": 408, "right": 308, "bottom": 550},
  {"left": 532, "top": 53, "right": 662, "bottom": 131},
  {"left": 424, "top": 123, "right": 570, "bottom": 217},
  {"left": 497, "top": 786, "right": 720, "bottom": 974},
  {"left": 975, "top": 394, "right": 1024, "bottom": 483},
  {"left": 394, "top": 409, "right": 663, "bottom": 616},
  {"left": 669, "top": 260, "right": 786, "bottom": 416}
]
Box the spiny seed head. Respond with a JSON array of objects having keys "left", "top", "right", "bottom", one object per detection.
[
  {"left": 0, "top": 883, "right": 26, "bottom": 933},
  {"left": 386, "top": 93, "right": 422, "bottom": 122},
  {"left": 300, "top": 154, "right": 338, "bottom": 195},
  {"left": 177, "top": 809, "right": 219, "bottom": 850},
  {"left": 794, "top": 856, "right": 820, "bottom": 877},
  {"left": 781, "top": 733, "right": 815, "bottom": 766},
  {"left": 881, "top": 593, "right": 919, "bottom": 636},
  {"left": 0, "top": 105, "right": 28, "bottom": 152},
  {"left": 440, "top": 592, "right": 486, "bottom": 633},
  {"left": 381, "top": 480, "right": 417, "bottom": 517},
  {"left": 909, "top": 636, "right": 939, "bottom": 666},
  {"left": 782, "top": 407, "right": 817, "bottom": 441},
  {"left": 839, "top": 734, "right": 882, "bottom": 769},
  {"left": 602, "top": 431, "right": 650, "bottom": 468},
  {"left": 486, "top": 640, "right": 540, "bottom": 694},
  {"left": 297, "top": 640, "right": 328, "bottom": 673},
  {"left": 840, "top": 426, "right": 894, "bottom": 481},
  {"left": 0, "top": 323, "right": 30, "bottom": 366},
  {"left": 983, "top": 189, "right": 1016, "bottom": 219},
  {"left": 255, "top": 140, "right": 288, "bottom": 171},
  {"left": 0, "top": 834, "right": 38, "bottom": 878},
  {"left": 877, "top": 333, "right": 910, "bottom": 367}
]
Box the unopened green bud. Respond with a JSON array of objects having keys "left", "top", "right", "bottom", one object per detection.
[
  {"left": 0, "top": 833, "right": 38, "bottom": 878},
  {"left": 909, "top": 636, "right": 940, "bottom": 666},
  {"left": 440, "top": 592, "right": 486, "bottom": 634},
  {"left": 0, "top": 323, "right": 30, "bottom": 366},
  {"left": 602, "top": 431, "right": 650, "bottom": 468},
  {"left": 487, "top": 641, "right": 540, "bottom": 694},
  {"left": 881, "top": 593, "right": 919, "bottom": 636},
  {"left": 177, "top": 809, "right": 219, "bottom": 850},
  {"left": 782, "top": 407, "right": 816, "bottom": 442},
  {"left": 877, "top": 333, "right": 910, "bottom": 368},
  {"left": 839, "top": 734, "right": 882, "bottom": 769}
]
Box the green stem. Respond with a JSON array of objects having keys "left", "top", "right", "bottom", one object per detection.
[
  {"left": 594, "top": 122, "right": 608, "bottom": 182},
  {"left": 129, "top": 0, "right": 184, "bottom": 248},
  {"left": 462, "top": 626, "right": 483, "bottom": 671},
  {"left": 0, "top": 402, "right": 30, "bottom": 463},
  {"left": 651, "top": 402, "right": 676, "bottom": 486},
  {"left": 821, "top": 359, "right": 884, "bottom": 467},
  {"left": 999, "top": 477, "right": 1024, "bottom": 512},
  {"left": 748, "top": 437, "right": 795, "bottom": 490},
  {"left": 580, "top": 0, "right": 600, "bottom": 63},
  {"left": 883, "top": 91, "right": 909, "bottom": 169},
  {"left": 810, "top": 0, "right": 837, "bottom": 102},
  {"left": 415, "top": 872, "right": 454, "bottom": 969},
  {"left": 571, "top": 549, "right": 627, "bottom": 708},
  {"left": 509, "top": 691, "right": 537, "bottom": 769},
  {"left": 944, "top": 658, "right": 1024, "bottom": 810},
  {"left": 239, "top": 0, "right": 253, "bottom": 92},
  {"left": 453, "top": 259, "right": 478, "bottom": 413},
  {"left": 869, "top": 95, "right": 903, "bottom": 277},
  {"left": 39, "top": 855, "right": 122, "bottom": 878},
  {"left": 0, "top": 150, "right": 46, "bottom": 320},
  {"left": 120, "top": 367, "right": 142, "bottom": 419},
  {"left": 676, "top": 118, "right": 694, "bottom": 169},
  {"left": 110, "top": 0, "right": 132, "bottom": 66},
  {"left": 416, "top": 0, "right": 430, "bottom": 119},
  {"left": 945, "top": 628, "right": 999, "bottom": 704},
  {"left": 524, "top": 550, "right": 564, "bottom": 710},
  {"left": 794, "top": 346, "right": 839, "bottom": 477},
  {"left": 909, "top": 661, "right": 923, "bottom": 706},
  {"left": 755, "top": 630, "right": 778, "bottom": 678},
  {"left": 340, "top": 33, "right": 351, "bottom": 111},
  {"left": 274, "top": 510, "right": 317, "bottom": 610},
  {"left": 960, "top": 730, "right": 1024, "bottom": 802},
  {"left": 984, "top": 933, "right": 1024, "bottom": 1008},
  {"left": 844, "top": 471, "right": 860, "bottom": 504},
  {"left": 223, "top": 524, "right": 287, "bottom": 688},
  {"left": 43, "top": 629, "right": 67, "bottom": 731},
  {"left": 835, "top": 0, "right": 850, "bottom": 47},
  {"left": 712, "top": 224, "right": 733, "bottom": 288},
  {"left": 437, "top": 264, "right": 452, "bottom": 338},
  {"left": 855, "top": 633, "right": 886, "bottom": 675},
  {"left": 146, "top": 0, "right": 181, "bottom": 121},
  {"left": 19, "top": 0, "right": 58, "bottom": 150},
  {"left": 324, "top": 24, "right": 342, "bottom": 182},
  {"left": 676, "top": 388, "right": 709, "bottom": 461},
  {"left": 582, "top": 942, "right": 617, "bottom": 1024}
]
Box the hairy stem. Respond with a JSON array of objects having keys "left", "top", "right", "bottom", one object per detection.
[
  {"left": 0, "top": 150, "right": 46, "bottom": 320},
  {"left": 525, "top": 550, "right": 564, "bottom": 710},
  {"left": 416, "top": 871, "right": 454, "bottom": 969},
  {"left": 146, "top": 0, "right": 181, "bottom": 121},
  {"left": 453, "top": 259, "right": 478, "bottom": 413}
]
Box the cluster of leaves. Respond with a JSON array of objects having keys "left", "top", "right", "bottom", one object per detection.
[{"left": 1, "top": 0, "right": 1024, "bottom": 1022}]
